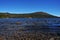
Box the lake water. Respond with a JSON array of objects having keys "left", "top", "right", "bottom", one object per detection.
[{"left": 0, "top": 18, "right": 60, "bottom": 36}]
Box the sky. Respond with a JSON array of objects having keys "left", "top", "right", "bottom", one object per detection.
[{"left": 0, "top": 0, "right": 60, "bottom": 16}]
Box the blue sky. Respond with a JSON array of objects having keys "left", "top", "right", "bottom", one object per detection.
[{"left": 0, "top": 0, "right": 60, "bottom": 16}]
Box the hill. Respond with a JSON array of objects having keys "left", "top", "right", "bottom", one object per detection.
[{"left": 0, "top": 12, "right": 57, "bottom": 18}]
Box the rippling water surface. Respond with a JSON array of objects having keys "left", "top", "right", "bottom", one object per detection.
[{"left": 0, "top": 18, "right": 60, "bottom": 36}]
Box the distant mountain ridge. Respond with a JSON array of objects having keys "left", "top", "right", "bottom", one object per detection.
[{"left": 0, "top": 12, "right": 57, "bottom": 18}]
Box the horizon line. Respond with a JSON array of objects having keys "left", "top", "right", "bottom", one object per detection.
[{"left": 0, "top": 11, "right": 60, "bottom": 17}]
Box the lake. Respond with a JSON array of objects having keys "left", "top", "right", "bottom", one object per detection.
[{"left": 0, "top": 18, "right": 60, "bottom": 36}]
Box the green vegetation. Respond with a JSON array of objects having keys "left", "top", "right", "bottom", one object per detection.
[{"left": 0, "top": 12, "right": 57, "bottom": 18}]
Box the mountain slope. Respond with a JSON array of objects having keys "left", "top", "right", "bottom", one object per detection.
[
  {"left": 29, "top": 12, "right": 57, "bottom": 18},
  {"left": 0, "top": 12, "right": 57, "bottom": 18}
]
